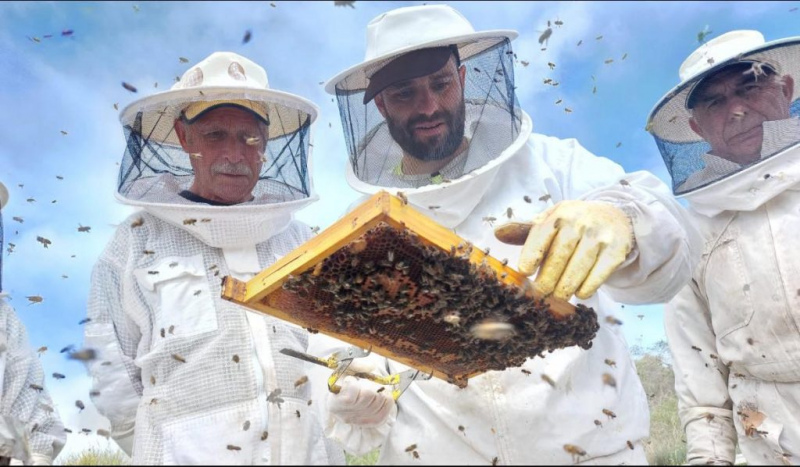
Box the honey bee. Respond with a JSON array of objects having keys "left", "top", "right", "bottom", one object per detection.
[
  {"left": 396, "top": 191, "right": 408, "bottom": 205},
  {"left": 626, "top": 440, "right": 634, "bottom": 450},
  {"left": 183, "top": 218, "right": 198, "bottom": 226},
  {"left": 405, "top": 444, "right": 417, "bottom": 453},
  {"left": 506, "top": 207, "right": 513, "bottom": 219},
  {"left": 169, "top": 262, "right": 178, "bottom": 268},
  {"left": 605, "top": 316, "right": 623, "bottom": 325},
  {"left": 171, "top": 353, "right": 186, "bottom": 363},
  {"left": 97, "top": 429, "right": 111, "bottom": 439},
  {"left": 37, "top": 346, "right": 48, "bottom": 355},
  {"left": 594, "top": 419, "right": 603, "bottom": 428},
  {"left": 538, "top": 193, "right": 551, "bottom": 202},
  {"left": 377, "top": 387, "right": 386, "bottom": 393},
  {"left": 261, "top": 431, "right": 269, "bottom": 441},
  {"left": 200, "top": 218, "right": 211, "bottom": 223},
  {"left": 563, "top": 444, "right": 587, "bottom": 462},
  {"left": 150, "top": 398, "right": 158, "bottom": 405},
  {"left": 51, "top": 372, "right": 66, "bottom": 380},
  {"left": 691, "top": 345, "right": 702, "bottom": 352},
  {"left": 150, "top": 375, "right": 156, "bottom": 386},
  {"left": 604, "top": 359, "right": 616, "bottom": 368},
  {"left": 29, "top": 384, "right": 44, "bottom": 392},
  {"left": 122, "top": 82, "right": 138, "bottom": 93},
  {"left": 232, "top": 355, "right": 240, "bottom": 363},
  {"left": 747, "top": 338, "right": 755, "bottom": 345},
  {"left": 602, "top": 408, "right": 617, "bottom": 419},
  {"left": 36, "top": 237, "right": 52, "bottom": 248},
  {"left": 492, "top": 457, "right": 499, "bottom": 466},
  {"left": 143, "top": 250, "right": 155, "bottom": 255},
  {"left": 189, "top": 153, "right": 203, "bottom": 159},
  {"left": 295, "top": 410, "right": 301, "bottom": 418},
  {"left": 64, "top": 428, "right": 73, "bottom": 433},
  {"left": 227, "top": 445, "right": 242, "bottom": 451},
  {"left": 245, "top": 136, "right": 262, "bottom": 146},
  {"left": 193, "top": 289, "right": 202, "bottom": 296},
  {"left": 147, "top": 271, "right": 159, "bottom": 275},
  {"left": 243, "top": 420, "right": 250, "bottom": 431},
  {"left": 703, "top": 413, "right": 714, "bottom": 422},
  {"left": 482, "top": 216, "right": 497, "bottom": 227},
  {"left": 541, "top": 374, "right": 556, "bottom": 388},
  {"left": 294, "top": 375, "right": 309, "bottom": 388},
  {"left": 68, "top": 348, "right": 97, "bottom": 362},
  {"left": 521, "top": 369, "right": 531, "bottom": 375},
  {"left": 668, "top": 115, "right": 679, "bottom": 123},
  {"left": 619, "top": 179, "right": 630, "bottom": 187},
  {"left": 413, "top": 451, "right": 420, "bottom": 460},
  {"left": 602, "top": 373, "right": 617, "bottom": 388},
  {"left": 169, "top": 325, "right": 175, "bottom": 334},
  {"left": 77, "top": 225, "right": 91, "bottom": 233},
  {"left": 75, "top": 400, "right": 85, "bottom": 411}
]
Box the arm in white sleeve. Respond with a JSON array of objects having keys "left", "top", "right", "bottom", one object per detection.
[
  {"left": 0, "top": 302, "right": 66, "bottom": 464},
  {"left": 543, "top": 136, "right": 702, "bottom": 304},
  {"left": 664, "top": 281, "right": 736, "bottom": 465},
  {"left": 307, "top": 334, "right": 396, "bottom": 455},
  {"left": 83, "top": 233, "right": 143, "bottom": 456}
]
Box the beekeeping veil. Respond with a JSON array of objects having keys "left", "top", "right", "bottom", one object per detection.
[
  {"left": 117, "top": 52, "right": 319, "bottom": 248},
  {"left": 0, "top": 181, "right": 7, "bottom": 294},
  {"left": 325, "top": 5, "right": 531, "bottom": 228},
  {"left": 647, "top": 31, "right": 800, "bottom": 212}
]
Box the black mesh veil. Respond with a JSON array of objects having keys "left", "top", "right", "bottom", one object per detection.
[
  {"left": 334, "top": 38, "right": 521, "bottom": 189},
  {"left": 117, "top": 90, "right": 315, "bottom": 206}
]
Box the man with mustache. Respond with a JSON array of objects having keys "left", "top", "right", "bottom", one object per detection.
[
  {"left": 81, "top": 53, "right": 345, "bottom": 465},
  {"left": 648, "top": 30, "right": 800, "bottom": 464},
  {"left": 311, "top": 5, "right": 704, "bottom": 464}
]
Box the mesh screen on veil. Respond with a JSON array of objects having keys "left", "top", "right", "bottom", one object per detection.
[
  {"left": 118, "top": 91, "right": 314, "bottom": 206},
  {"left": 0, "top": 209, "right": 4, "bottom": 293},
  {"left": 335, "top": 38, "right": 521, "bottom": 189},
  {"left": 650, "top": 41, "right": 800, "bottom": 195}
]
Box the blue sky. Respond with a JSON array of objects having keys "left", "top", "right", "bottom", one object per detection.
[{"left": 1, "top": 0, "right": 798, "bottom": 460}]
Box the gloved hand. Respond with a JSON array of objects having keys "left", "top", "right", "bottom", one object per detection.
[
  {"left": 328, "top": 376, "right": 395, "bottom": 428},
  {"left": 495, "top": 200, "right": 634, "bottom": 300},
  {"left": 29, "top": 453, "right": 52, "bottom": 466}
]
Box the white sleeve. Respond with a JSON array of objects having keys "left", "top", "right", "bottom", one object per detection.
[
  {"left": 542, "top": 136, "right": 703, "bottom": 304},
  {"left": 307, "top": 334, "right": 395, "bottom": 456},
  {"left": 83, "top": 232, "right": 143, "bottom": 451},
  {"left": 0, "top": 303, "right": 66, "bottom": 464},
  {"left": 664, "top": 281, "right": 736, "bottom": 465}
]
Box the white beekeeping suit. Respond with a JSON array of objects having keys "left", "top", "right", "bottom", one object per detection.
[
  {"left": 0, "top": 181, "right": 66, "bottom": 466},
  {"left": 310, "top": 5, "right": 703, "bottom": 465},
  {"left": 82, "top": 53, "right": 345, "bottom": 465},
  {"left": 649, "top": 31, "right": 800, "bottom": 465}
]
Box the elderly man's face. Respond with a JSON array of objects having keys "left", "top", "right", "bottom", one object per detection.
[
  {"left": 374, "top": 56, "right": 467, "bottom": 162},
  {"left": 174, "top": 106, "right": 267, "bottom": 204},
  {"left": 689, "top": 65, "right": 794, "bottom": 165}
]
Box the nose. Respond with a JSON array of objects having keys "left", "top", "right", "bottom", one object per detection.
[
  {"left": 222, "top": 137, "right": 249, "bottom": 163},
  {"left": 726, "top": 97, "right": 749, "bottom": 121},
  {"left": 415, "top": 87, "right": 439, "bottom": 117}
]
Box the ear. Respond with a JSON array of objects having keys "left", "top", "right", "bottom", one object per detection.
[
  {"left": 174, "top": 119, "right": 191, "bottom": 151},
  {"left": 374, "top": 93, "right": 388, "bottom": 119},
  {"left": 458, "top": 64, "right": 466, "bottom": 89},
  {"left": 781, "top": 74, "right": 795, "bottom": 102},
  {"left": 689, "top": 117, "right": 705, "bottom": 138}
]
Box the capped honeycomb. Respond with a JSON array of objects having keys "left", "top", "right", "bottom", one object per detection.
[{"left": 222, "top": 192, "right": 599, "bottom": 387}]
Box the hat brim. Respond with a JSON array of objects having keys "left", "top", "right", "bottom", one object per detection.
[
  {"left": 119, "top": 86, "right": 319, "bottom": 147},
  {"left": 0, "top": 181, "right": 8, "bottom": 209},
  {"left": 647, "top": 37, "right": 800, "bottom": 143},
  {"left": 324, "top": 29, "right": 518, "bottom": 95}
]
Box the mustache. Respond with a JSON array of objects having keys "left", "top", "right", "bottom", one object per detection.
[
  {"left": 211, "top": 162, "right": 254, "bottom": 177},
  {"left": 407, "top": 111, "right": 451, "bottom": 128}
]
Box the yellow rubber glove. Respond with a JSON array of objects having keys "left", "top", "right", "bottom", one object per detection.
[{"left": 494, "top": 200, "right": 634, "bottom": 301}]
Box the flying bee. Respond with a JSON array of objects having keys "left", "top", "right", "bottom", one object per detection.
[
  {"left": 604, "top": 315, "right": 623, "bottom": 325},
  {"left": 377, "top": 387, "right": 386, "bottom": 393},
  {"left": 29, "top": 384, "right": 44, "bottom": 392},
  {"left": 413, "top": 451, "right": 420, "bottom": 460},
  {"left": 602, "top": 408, "right": 617, "bottom": 419},
  {"left": 183, "top": 218, "right": 197, "bottom": 226},
  {"left": 564, "top": 108, "right": 573, "bottom": 113},
  {"left": 169, "top": 325, "right": 175, "bottom": 334},
  {"left": 90, "top": 390, "right": 101, "bottom": 397},
  {"left": 147, "top": 271, "right": 159, "bottom": 275},
  {"left": 506, "top": 207, "right": 513, "bottom": 219},
  {"left": 36, "top": 237, "right": 51, "bottom": 248},
  {"left": 294, "top": 375, "right": 309, "bottom": 388},
  {"left": 77, "top": 225, "right": 91, "bottom": 233},
  {"left": 143, "top": 250, "right": 155, "bottom": 255},
  {"left": 604, "top": 358, "right": 616, "bottom": 368},
  {"left": 523, "top": 195, "right": 532, "bottom": 203},
  {"left": 691, "top": 345, "right": 702, "bottom": 352},
  {"left": 68, "top": 348, "right": 97, "bottom": 362},
  {"left": 602, "top": 373, "right": 617, "bottom": 388},
  {"left": 37, "top": 346, "right": 48, "bottom": 355},
  {"left": 75, "top": 400, "right": 85, "bottom": 411},
  {"left": 482, "top": 216, "right": 497, "bottom": 227},
  {"left": 295, "top": 410, "right": 301, "bottom": 418},
  {"left": 232, "top": 354, "right": 240, "bottom": 363},
  {"left": 160, "top": 328, "right": 166, "bottom": 338},
  {"left": 594, "top": 419, "right": 603, "bottom": 428},
  {"left": 81, "top": 428, "right": 92, "bottom": 434},
  {"left": 539, "top": 193, "right": 551, "bottom": 202},
  {"left": 243, "top": 420, "right": 250, "bottom": 431},
  {"left": 563, "top": 444, "right": 587, "bottom": 462},
  {"left": 227, "top": 445, "right": 242, "bottom": 451},
  {"left": 668, "top": 115, "right": 679, "bottom": 123},
  {"left": 171, "top": 353, "right": 186, "bottom": 363},
  {"left": 261, "top": 431, "right": 268, "bottom": 441},
  {"left": 193, "top": 289, "right": 202, "bottom": 296},
  {"left": 396, "top": 191, "right": 408, "bottom": 205},
  {"left": 189, "top": 153, "right": 203, "bottom": 159},
  {"left": 150, "top": 398, "right": 158, "bottom": 405},
  {"left": 521, "top": 369, "right": 531, "bottom": 375},
  {"left": 200, "top": 218, "right": 211, "bottom": 223},
  {"left": 405, "top": 444, "right": 417, "bottom": 453},
  {"left": 626, "top": 440, "right": 634, "bottom": 450},
  {"left": 52, "top": 373, "right": 66, "bottom": 380}
]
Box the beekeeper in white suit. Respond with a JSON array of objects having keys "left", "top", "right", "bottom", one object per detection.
[
  {"left": 0, "top": 181, "right": 66, "bottom": 465},
  {"left": 648, "top": 30, "right": 800, "bottom": 465},
  {"left": 309, "top": 4, "right": 704, "bottom": 465},
  {"left": 82, "top": 53, "right": 345, "bottom": 465}
]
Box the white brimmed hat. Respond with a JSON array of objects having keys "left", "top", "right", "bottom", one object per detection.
[
  {"left": 647, "top": 30, "right": 800, "bottom": 143},
  {"left": 324, "top": 4, "right": 517, "bottom": 97},
  {"left": 120, "top": 52, "right": 318, "bottom": 147},
  {"left": 0, "top": 181, "right": 8, "bottom": 209}
]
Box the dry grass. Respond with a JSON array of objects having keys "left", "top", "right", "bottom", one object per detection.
[{"left": 56, "top": 446, "right": 130, "bottom": 465}]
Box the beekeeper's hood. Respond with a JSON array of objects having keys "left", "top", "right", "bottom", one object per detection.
[
  {"left": 324, "top": 4, "right": 531, "bottom": 228},
  {"left": 117, "top": 52, "right": 319, "bottom": 247},
  {"left": 647, "top": 30, "right": 800, "bottom": 215}
]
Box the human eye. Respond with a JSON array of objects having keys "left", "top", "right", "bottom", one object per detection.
[
  {"left": 203, "top": 130, "right": 226, "bottom": 142},
  {"left": 432, "top": 80, "right": 450, "bottom": 92}
]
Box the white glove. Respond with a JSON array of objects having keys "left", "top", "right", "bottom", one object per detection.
[
  {"left": 495, "top": 200, "right": 634, "bottom": 300},
  {"left": 112, "top": 429, "right": 134, "bottom": 458},
  {"left": 328, "top": 376, "right": 395, "bottom": 428}
]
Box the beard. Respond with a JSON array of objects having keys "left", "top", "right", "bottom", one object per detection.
[{"left": 386, "top": 98, "right": 466, "bottom": 162}]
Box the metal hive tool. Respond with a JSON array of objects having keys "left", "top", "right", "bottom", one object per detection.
[{"left": 221, "top": 191, "right": 599, "bottom": 387}]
